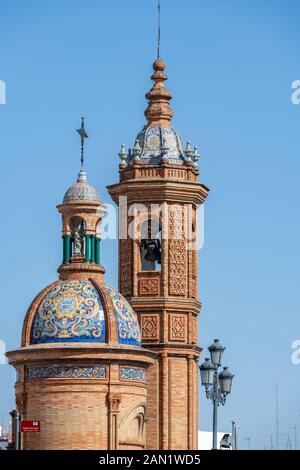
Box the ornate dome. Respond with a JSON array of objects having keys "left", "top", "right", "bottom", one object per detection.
[
  {"left": 63, "top": 170, "right": 101, "bottom": 203},
  {"left": 29, "top": 279, "right": 141, "bottom": 347},
  {"left": 128, "top": 125, "right": 185, "bottom": 165}
]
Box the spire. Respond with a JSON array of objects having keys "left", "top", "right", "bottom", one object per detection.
[
  {"left": 144, "top": 59, "right": 174, "bottom": 127},
  {"left": 157, "top": 0, "right": 161, "bottom": 59},
  {"left": 144, "top": 1, "right": 173, "bottom": 128}
]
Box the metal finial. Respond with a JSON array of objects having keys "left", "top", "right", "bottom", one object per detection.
[
  {"left": 76, "top": 117, "right": 88, "bottom": 169},
  {"left": 157, "top": 0, "right": 161, "bottom": 59}
]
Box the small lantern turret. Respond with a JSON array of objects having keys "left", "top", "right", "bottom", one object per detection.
[{"left": 57, "top": 119, "right": 106, "bottom": 282}]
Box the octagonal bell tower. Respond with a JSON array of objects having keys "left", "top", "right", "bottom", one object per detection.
[{"left": 108, "top": 58, "right": 209, "bottom": 450}]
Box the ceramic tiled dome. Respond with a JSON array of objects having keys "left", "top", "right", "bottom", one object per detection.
[
  {"left": 63, "top": 170, "right": 101, "bottom": 203},
  {"left": 128, "top": 125, "right": 185, "bottom": 165},
  {"left": 29, "top": 279, "right": 141, "bottom": 347}
]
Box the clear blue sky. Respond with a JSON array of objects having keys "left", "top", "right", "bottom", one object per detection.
[{"left": 0, "top": 0, "right": 299, "bottom": 450}]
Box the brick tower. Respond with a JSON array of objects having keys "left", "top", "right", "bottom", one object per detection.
[{"left": 108, "top": 58, "right": 209, "bottom": 449}]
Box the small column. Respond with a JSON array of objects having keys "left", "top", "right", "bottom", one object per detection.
[
  {"left": 90, "top": 235, "right": 95, "bottom": 263},
  {"left": 62, "top": 235, "right": 71, "bottom": 264},
  {"left": 85, "top": 234, "right": 91, "bottom": 262},
  {"left": 107, "top": 394, "right": 121, "bottom": 450},
  {"left": 95, "top": 237, "right": 101, "bottom": 264},
  {"left": 161, "top": 352, "right": 169, "bottom": 449}
]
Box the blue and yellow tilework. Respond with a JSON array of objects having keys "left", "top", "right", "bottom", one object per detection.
[
  {"left": 105, "top": 285, "right": 141, "bottom": 347},
  {"left": 30, "top": 280, "right": 106, "bottom": 344}
]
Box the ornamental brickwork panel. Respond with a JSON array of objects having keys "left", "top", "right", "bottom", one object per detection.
[
  {"left": 119, "top": 238, "right": 133, "bottom": 296},
  {"left": 192, "top": 316, "right": 198, "bottom": 344},
  {"left": 168, "top": 206, "right": 187, "bottom": 296},
  {"left": 191, "top": 275, "right": 198, "bottom": 299},
  {"left": 139, "top": 277, "right": 160, "bottom": 296},
  {"left": 169, "top": 314, "right": 187, "bottom": 342},
  {"left": 141, "top": 314, "right": 159, "bottom": 341}
]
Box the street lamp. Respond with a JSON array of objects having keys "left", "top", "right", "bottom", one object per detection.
[
  {"left": 292, "top": 426, "right": 297, "bottom": 450},
  {"left": 219, "top": 367, "right": 234, "bottom": 394},
  {"left": 244, "top": 437, "right": 251, "bottom": 450},
  {"left": 199, "top": 358, "right": 215, "bottom": 387},
  {"left": 208, "top": 338, "right": 225, "bottom": 366},
  {"left": 199, "top": 339, "right": 234, "bottom": 450}
]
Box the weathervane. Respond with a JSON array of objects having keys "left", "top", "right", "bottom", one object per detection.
[
  {"left": 76, "top": 117, "right": 88, "bottom": 169},
  {"left": 157, "top": 0, "right": 161, "bottom": 59}
]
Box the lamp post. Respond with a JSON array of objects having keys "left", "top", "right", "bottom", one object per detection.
[
  {"left": 199, "top": 339, "right": 234, "bottom": 450},
  {"left": 244, "top": 437, "right": 251, "bottom": 450},
  {"left": 292, "top": 426, "right": 297, "bottom": 450}
]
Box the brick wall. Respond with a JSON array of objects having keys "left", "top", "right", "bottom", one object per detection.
[{"left": 24, "top": 388, "right": 107, "bottom": 450}]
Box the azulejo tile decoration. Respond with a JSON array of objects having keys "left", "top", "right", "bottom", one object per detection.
[
  {"left": 105, "top": 285, "right": 141, "bottom": 346},
  {"left": 63, "top": 170, "right": 101, "bottom": 202},
  {"left": 128, "top": 125, "right": 185, "bottom": 165},
  {"left": 30, "top": 280, "right": 106, "bottom": 344},
  {"left": 27, "top": 366, "right": 106, "bottom": 380},
  {"left": 63, "top": 181, "right": 100, "bottom": 202},
  {"left": 120, "top": 367, "right": 146, "bottom": 383}
]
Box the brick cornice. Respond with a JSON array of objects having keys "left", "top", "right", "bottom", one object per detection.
[
  {"left": 129, "top": 297, "right": 202, "bottom": 314},
  {"left": 107, "top": 179, "right": 209, "bottom": 206},
  {"left": 58, "top": 262, "right": 105, "bottom": 281},
  {"left": 141, "top": 343, "right": 202, "bottom": 355},
  {"left": 6, "top": 344, "right": 157, "bottom": 366}
]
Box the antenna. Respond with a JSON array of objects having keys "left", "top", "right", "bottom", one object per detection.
[
  {"left": 76, "top": 117, "right": 88, "bottom": 169},
  {"left": 157, "top": 0, "right": 161, "bottom": 59}
]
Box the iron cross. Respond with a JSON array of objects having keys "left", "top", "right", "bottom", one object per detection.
[{"left": 76, "top": 117, "right": 88, "bottom": 169}]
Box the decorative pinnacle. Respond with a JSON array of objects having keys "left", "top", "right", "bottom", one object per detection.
[
  {"left": 76, "top": 117, "right": 88, "bottom": 169},
  {"left": 118, "top": 144, "right": 128, "bottom": 167},
  {"left": 133, "top": 139, "right": 142, "bottom": 160},
  {"left": 184, "top": 140, "right": 193, "bottom": 161},
  {"left": 144, "top": 59, "right": 174, "bottom": 127},
  {"left": 193, "top": 146, "right": 200, "bottom": 162}
]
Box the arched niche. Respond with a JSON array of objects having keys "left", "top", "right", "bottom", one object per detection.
[
  {"left": 69, "top": 216, "right": 86, "bottom": 258},
  {"left": 118, "top": 403, "right": 146, "bottom": 449}
]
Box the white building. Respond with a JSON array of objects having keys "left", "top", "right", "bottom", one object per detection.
[{"left": 198, "top": 431, "right": 232, "bottom": 450}]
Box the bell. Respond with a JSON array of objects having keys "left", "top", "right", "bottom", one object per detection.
[{"left": 142, "top": 239, "right": 161, "bottom": 263}]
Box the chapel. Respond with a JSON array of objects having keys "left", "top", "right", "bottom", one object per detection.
[{"left": 7, "top": 55, "right": 208, "bottom": 450}]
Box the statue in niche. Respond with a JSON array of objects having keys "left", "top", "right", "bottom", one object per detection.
[{"left": 73, "top": 230, "right": 83, "bottom": 255}]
